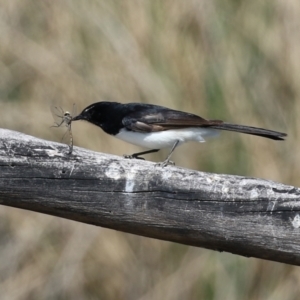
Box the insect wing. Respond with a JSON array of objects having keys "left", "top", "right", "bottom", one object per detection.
[
  {"left": 50, "top": 105, "right": 65, "bottom": 127},
  {"left": 61, "top": 125, "right": 73, "bottom": 154},
  {"left": 61, "top": 126, "right": 71, "bottom": 144}
]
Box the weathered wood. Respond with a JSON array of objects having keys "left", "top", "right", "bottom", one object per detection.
[{"left": 0, "top": 128, "right": 299, "bottom": 265}]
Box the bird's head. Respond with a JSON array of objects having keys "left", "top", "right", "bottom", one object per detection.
[{"left": 72, "top": 102, "right": 117, "bottom": 127}]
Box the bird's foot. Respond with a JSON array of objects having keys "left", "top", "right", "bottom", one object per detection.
[
  {"left": 123, "top": 154, "right": 145, "bottom": 160},
  {"left": 155, "top": 160, "right": 175, "bottom": 168}
]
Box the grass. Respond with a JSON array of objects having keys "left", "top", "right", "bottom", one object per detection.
[{"left": 0, "top": 0, "right": 298, "bottom": 299}]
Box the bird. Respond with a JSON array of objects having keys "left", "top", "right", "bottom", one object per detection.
[{"left": 71, "top": 101, "right": 287, "bottom": 167}]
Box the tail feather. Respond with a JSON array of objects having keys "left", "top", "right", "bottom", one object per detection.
[{"left": 210, "top": 122, "right": 287, "bottom": 141}]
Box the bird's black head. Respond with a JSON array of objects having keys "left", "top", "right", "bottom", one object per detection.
[{"left": 72, "top": 101, "right": 123, "bottom": 134}]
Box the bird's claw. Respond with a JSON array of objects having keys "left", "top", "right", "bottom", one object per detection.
[
  {"left": 123, "top": 154, "right": 145, "bottom": 160},
  {"left": 155, "top": 160, "right": 175, "bottom": 168}
]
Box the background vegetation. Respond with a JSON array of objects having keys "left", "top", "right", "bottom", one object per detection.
[{"left": 0, "top": 0, "right": 298, "bottom": 299}]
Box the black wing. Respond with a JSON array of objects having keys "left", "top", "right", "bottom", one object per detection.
[{"left": 122, "top": 104, "right": 222, "bottom": 133}]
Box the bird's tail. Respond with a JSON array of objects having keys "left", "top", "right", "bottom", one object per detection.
[{"left": 209, "top": 122, "right": 287, "bottom": 140}]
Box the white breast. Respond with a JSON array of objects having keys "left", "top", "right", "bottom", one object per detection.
[{"left": 115, "top": 127, "right": 219, "bottom": 149}]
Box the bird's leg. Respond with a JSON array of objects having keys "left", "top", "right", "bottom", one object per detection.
[
  {"left": 156, "top": 140, "right": 179, "bottom": 167},
  {"left": 123, "top": 149, "right": 159, "bottom": 160}
]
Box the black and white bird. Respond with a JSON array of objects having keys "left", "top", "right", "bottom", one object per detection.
[{"left": 72, "top": 102, "right": 287, "bottom": 166}]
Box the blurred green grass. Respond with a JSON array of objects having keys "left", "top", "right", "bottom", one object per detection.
[{"left": 0, "top": 0, "right": 298, "bottom": 299}]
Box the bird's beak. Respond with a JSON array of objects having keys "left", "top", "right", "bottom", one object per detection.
[{"left": 72, "top": 114, "right": 82, "bottom": 121}]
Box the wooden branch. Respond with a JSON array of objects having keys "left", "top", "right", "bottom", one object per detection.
[{"left": 0, "top": 128, "right": 299, "bottom": 265}]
